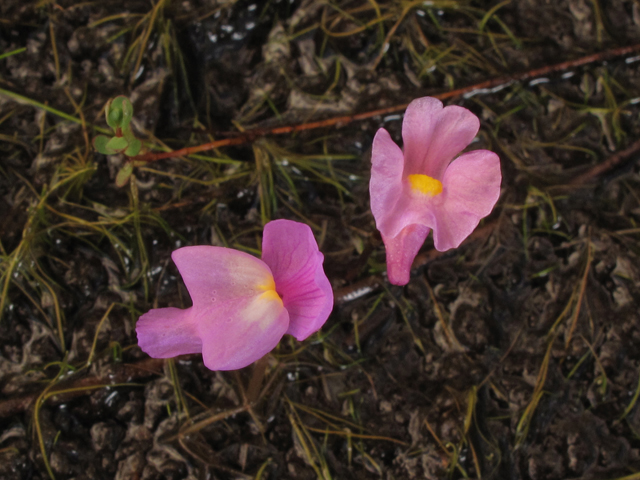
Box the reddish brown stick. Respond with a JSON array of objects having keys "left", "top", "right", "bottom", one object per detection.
[{"left": 132, "top": 43, "right": 640, "bottom": 162}]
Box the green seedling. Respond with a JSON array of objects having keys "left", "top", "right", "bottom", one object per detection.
[{"left": 93, "top": 96, "right": 146, "bottom": 187}]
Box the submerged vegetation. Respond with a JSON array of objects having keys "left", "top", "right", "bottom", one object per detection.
[{"left": 1, "top": 0, "right": 640, "bottom": 479}]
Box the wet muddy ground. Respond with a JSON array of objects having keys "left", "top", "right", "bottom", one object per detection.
[{"left": 2, "top": 0, "right": 640, "bottom": 479}]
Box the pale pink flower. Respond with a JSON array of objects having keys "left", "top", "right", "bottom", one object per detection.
[
  {"left": 136, "top": 219, "right": 333, "bottom": 370},
  {"left": 370, "top": 97, "right": 501, "bottom": 286}
]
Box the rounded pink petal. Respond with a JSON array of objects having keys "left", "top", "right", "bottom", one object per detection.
[
  {"left": 382, "top": 225, "right": 430, "bottom": 286},
  {"left": 262, "top": 219, "right": 333, "bottom": 341},
  {"left": 370, "top": 127, "right": 405, "bottom": 237},
  {"left": 171, "top": 246, "right": 274, "bottom": 308},
  {"left": 137, "top": 307, "right": 201, "bottom": 358},
  {"left": 402, "top": 97, "right": 480, "bottom": 179},
  {"left": 431, "top": 150, "right": 502, "bottom": 251},
  {"left": 197, "top": 291, "right": 289, "bottom": 370},
  {"left": 139, "top": 245, "right": 290, "bottom": 370}
]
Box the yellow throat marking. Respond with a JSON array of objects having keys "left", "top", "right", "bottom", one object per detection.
[
  {"left": 258, "top": 276, "right": 282, "bottom": 303},
  {"left": 408, "top": 174, "right": 443, "bottom": 197}
]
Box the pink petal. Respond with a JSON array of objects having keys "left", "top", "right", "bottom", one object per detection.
[
  {"left": 197, "top": 291, "right": 289, "bottom": 370},
  {"left": 369, "top": 128, "right": 405, "bottom": 237},
  {"left": 402, "top": 97, "right": 480, "bottom": 179},
  {"left": 142, "top": 246, "right": 290, "bottom": 370},
  {"left": 431, "top": 150, "right": 502, "bottom": 251},
  {"left": 262, "top": 219, "right": 333, "bottom": 341},
  {"left": 137, "top": 307, "right": 201, "bottom": 358},
  {"left": 171, "top": 246, "right": 274, "bottom": 309},
  {"left": 375, "top": 184, "right": 438, "bottom": 239},
  {"left": 382, "top": 224, "right": 431, "bottom": 286}
]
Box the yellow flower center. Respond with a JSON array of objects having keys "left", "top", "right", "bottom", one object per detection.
[
  {"left": 408, "top": 174, "right": 443, "bottom": 196},
  {"left": 258, "top": 276, "right": 283, "bottom": 303}
]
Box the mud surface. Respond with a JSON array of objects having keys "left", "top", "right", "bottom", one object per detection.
[{"left": 1, "top": 1, "right": 640, "bottom": 479}]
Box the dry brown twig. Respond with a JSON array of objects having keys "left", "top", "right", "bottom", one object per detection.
[{"left": 132, "top": 43, "right": 640, "bottom": 162}]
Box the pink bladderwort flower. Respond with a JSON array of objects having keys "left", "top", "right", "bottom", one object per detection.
[
  {"left": 136, "top": 219, "right": 333, "bottom": 371},
  {"left": 370, "top": 97, "right": 501, "bottom": 286}
]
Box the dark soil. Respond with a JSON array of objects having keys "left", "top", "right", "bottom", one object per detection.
[{"left": 2, "top": 0, "right": 640, "bottom": 479}]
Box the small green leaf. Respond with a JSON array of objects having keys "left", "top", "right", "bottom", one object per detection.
[
  {"left": 124, "top": 138, "right": 142, "bottom": 157},
  {"left": 119, "top": 97, "right": 134, "bottom": 129},
  {"left": 105, "top": 98, "right": 122, "bottom": 129},
  {"left": 107, "top": 96, "right": 134, "bottom": 129},
  {"left": 93, "top": 135, "right": 116, "bottom": 155},
  {"left": 115, "top": 163, "right": 134, "bottom": 187},
  {"left": 106, "top": 136, "right": 129, "bottom": 152},
  {"left": 108, "top": 109, "right": 122, "bottom": 126}
]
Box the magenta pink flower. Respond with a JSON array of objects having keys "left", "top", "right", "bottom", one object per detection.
[
  {"left": 136, "top": 219, "right": 333, "bottom": 371},
  {"left": 370, "top": 97, "right": 501, "bottom": 286}
]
